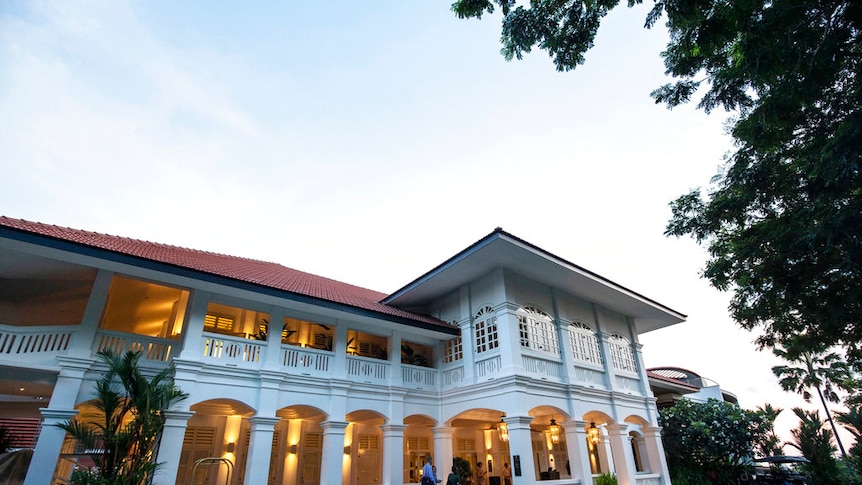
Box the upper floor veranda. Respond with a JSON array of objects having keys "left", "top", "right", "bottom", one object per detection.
[{"left": 0, "top": 218, "right": 686, "bottom": 402}]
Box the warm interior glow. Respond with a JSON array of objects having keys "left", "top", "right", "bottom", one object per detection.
[
  {"left": 223, "top": 415, "right": 242, "bottom": 457},
  {"left": 587, "top": 422, "right": 601, "bottom": 445},
  {"left": 498, "top": 417, "right": 509, "bottom": 443},
  {"left": 547, "top": 418, "right": 561, "bottom": 444}
]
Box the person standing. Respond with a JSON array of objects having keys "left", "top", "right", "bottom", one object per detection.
[
  {"left": 503, "top": 462, "right": 512, "bottom": 485},
  {"left": 422, "top": 456, "right": 439, "bottom": 485},
  {"left": 476, "top": 461, "right": 487, "bottom": 485},
  {"left": 447, "top": 465, "right": 462, "bottom": 485}
]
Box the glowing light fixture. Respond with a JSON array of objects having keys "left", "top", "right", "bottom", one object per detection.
[
  {"left": 548, "top": 418, "right": 561, "bottom": 444},
  {"left": 343, "top": 445, "right": 351, "bottom": 455},
  {"left": 587, "top": 422, "right": 601, "bottom": 445},
  {"left": 226, "top": 442, "right": 236, "bottom": 453},
  {"left": 498, "top": 417, "right": 509, "bottom": 443}
]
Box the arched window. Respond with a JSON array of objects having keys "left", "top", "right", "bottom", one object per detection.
[
  {"left": 443, "top": 322, "right": 463, "bottom": 363},
  {"left": 569, "top": 321, "right": 603, "bottom": 366},
  {"left": 608, "top": 334, "right": 637, "bottom": 373},
  {"left": 474, "top": 306, "right": 499, "bottom": 354},
  {"left": 517, "top": 306, "right": 558, "bottom": 355}
]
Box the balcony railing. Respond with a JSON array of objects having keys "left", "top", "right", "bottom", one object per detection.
[
  {"left": 522, "top": 353, "right": 563, "bottom": 381},
  {"left": 0, "top": 324, "right": 73, "bottom": 365},
  {"left": 202, "top": 332, "right": 264, "bottom": 367},
  {"left": 401, "top": 364, "right": 436, "bottom": 390},
  {"left": 94, "top": 330, "right": 174, "bottom": 365},
  {"left": 280, "top": 345, "right": 331, "bottom": 376},
  {"left": 345, "top": 355, "right": 388, "bottom": 384}
]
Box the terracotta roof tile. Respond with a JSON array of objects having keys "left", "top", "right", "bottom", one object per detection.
[{"left": 0, "top": 216, "right": 452, "bottom": 330}]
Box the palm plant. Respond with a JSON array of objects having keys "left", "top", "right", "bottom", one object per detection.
[
  {"left": 836, "top": 406, "right": 862, "bottom": 475},
  {"left": 755, "top": 403, "right": 784, "bottom": 457},
  {"left": 772, "top": 346, "right": 852, "bottom": 457},
  {"left": 58, "top": 350, "right": 188, "bottom": 484},
  {"left": 787, "top": 408, "right": 843, "bottom": 485}
]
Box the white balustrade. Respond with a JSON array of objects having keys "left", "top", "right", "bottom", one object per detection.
[
  {"left": 401, "top": 364, "right": 436, "bottom": 390},
  {"left": 572, "top": 364, "right": 607, "bottom": 388},
  {"left": 0, "top": 324, "right": 73, "bottom": 364},
  {"left": 442, "top": 365, "right": 465, "bottom": 389},
  {"left": 94, "top": 330, "right": 174, "bottom": 364},
  {"left": 475, "top": 355, "right": 501, "bottom": 380},
  {"left": 280, "top": 345, "right": 331, "bottom": 375},
  {"left": 522, "top": 354, "right": 563, "bottom": 380},
  {"left": 345, "top": 355, "right": 388, "bottom": 383},
  {"left": 202, "top": 332, "right": 263, "bottom": 367}
]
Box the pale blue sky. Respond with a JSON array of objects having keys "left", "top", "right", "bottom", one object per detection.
[{"left": 0, "top": 1, "right": 834, "bottom": 447}]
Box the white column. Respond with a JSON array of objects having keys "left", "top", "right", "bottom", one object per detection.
[
  {"left": 642, "top": 426, "right": 671, "bottom": 485},
  {"left": 458, "top": 316, "right": 476, "bottom": 384},
  {"left": 264, "top": 308, "right": 286, "bottom": 370},
  {"left": 23, "top": 408, "right": 78, "bottom": 485},
  {"left": 391, "top": 333, "right": 403, "bottom": 387},
  {"left": 244, "top": 416, "right": 279, "bottom": 484},
  {"left": 24, "top": 357, "right": 92, "bottom": 485},
  {"left": 606, "top": 424, "right": 636, "bottom": 485},
  {"left": 69, "top": 269, "right": 113, "bottom": 358},
  {"left": 153, "top": 410, "right": 195, "bottom": 485},
  {"left": 432, "top": 426, "right": 455, "bottom": 482},
  {"left": 496, "top": 304, "right": 524, "bottom": 375},
  {"left": 383, "top": 424, "right": 407, "bottom": 485},
  {"left": 504, "top": 416, "right": 535, "bottom": 484},
  {"left": 564, "top": 420, "right": 593, "bottom": 484},
  {"left": 178, "top": 290, "right": 210, "bottom": 359},
  {"left": 320, "top": 420, "right": 349, "bottom": 485}
]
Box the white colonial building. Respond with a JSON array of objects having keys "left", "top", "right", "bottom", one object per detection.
[{"left": 0, "top": 217, "right": 685, "bottom": 485}]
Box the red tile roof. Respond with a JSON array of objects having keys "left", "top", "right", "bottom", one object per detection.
[{"left": 0, "top": 216, "right": 452, "bottom": 330}]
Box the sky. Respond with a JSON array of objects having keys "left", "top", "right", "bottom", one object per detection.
[{"left": 0, "top": 1, "right": 849, "bottom": 451}]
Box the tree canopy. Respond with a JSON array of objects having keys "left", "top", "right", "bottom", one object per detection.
[
  {"left": 452, "top": 0, "right": 862, "bottom": 364},
  {"left": 659, "top": 398, "right": 772, "bottom": 483}
]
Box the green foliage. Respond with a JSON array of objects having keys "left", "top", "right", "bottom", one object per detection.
[
  {"left": 660, "top": 398, "right": 770, "bottom": 483},
  {"left": 595, "top": 472, "right": 617, "bottom": 485},
  {"left": 452, "top": 456, "right": 472, "bottom": 482},
  {"left": 837, "top": 406, "right": 862, "bottom": 476},
  {"left": 754, "top": 403, "right": 784, "bottom": 458},
  {"left": 452, "top": 0, "right": 862, "bottom": 367},
  {"left": 58, "top": 350, "right": 188, "bottom": 485},
  {"left": 787, "top": 408, "right": 847, "bottom": 485}
]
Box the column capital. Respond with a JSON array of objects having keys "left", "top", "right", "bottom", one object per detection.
[
  {"left": 503, "top": 415, "right": 534, "bottom": 429},
  {"left": 604, "top": 423, "right": 630, "bottom": 435},
  {"left": 163, "top": 410, "right": 195, "bottom": 422},
  {"left": 39, "top": 408, "right": 78, "bottom": 421},
  {"left": 321, "top": 420, "right": 350, "bottom": 432},
  {"left": 56, "top": 356, "right": 95, "bottom": 374},
  {"left": 248, "top": 416, "right": 280, "bottom": 428},
  {"left": 562, "top": 419, "right": 588, "bottom": 430},
  {"left": 382, "top": 424, "right": 408, "bottom": 434},
  {"left": 431, "top": 426, "right": 455, "bottom": 437}
]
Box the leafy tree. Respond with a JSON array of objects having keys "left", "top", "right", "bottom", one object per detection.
[
  {"left": 58, "top": 350, "right": 188, "bottom": 485},
  {"left": 787, "top": 408, "right": 846, "bottom": 485},
  {"left": 773, "top": 347, "right": 853, "bottom": 457},
  {"left": 659, "top": 398, "right": 771, "bottom": 484},
  {"left": 452, "top": 1, "right": 862, "bottom": 365}
]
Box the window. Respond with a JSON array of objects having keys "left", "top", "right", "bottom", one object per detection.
[
  {"left": 474, "top": 306, "right": 499, "bottom": 354},
  {"left": 401, "top": 341, "right": 433, "bottom": 367},
  {"left": 518, "top": 306, "right": 558, "bottom": 355},
  {"left": 346, "top": 330, "right": 388, "bottom": 360},
  {"left": 443, "top": 332, "right": 463, "bottom": 364},
  {"left": 569, "top": 321, "right": 603, "bottom": 366},
  {"left": 282, "top": 317, "right": 334, "bottom": 350},
  {"left": 100, "top": 275, "right": 189, "bottom": 339},
  {"left": 608, "top": 334, "right": 637, "bottom": 373},
  {"left": 203, "top": 302, "right": 269, "bottom": 340}
]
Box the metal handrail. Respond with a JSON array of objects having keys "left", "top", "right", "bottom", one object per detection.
[{"left": 192, "top": 457, "right": 234, "bottom": 485}]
